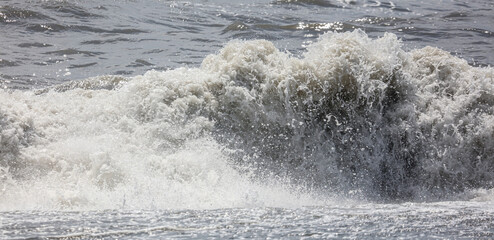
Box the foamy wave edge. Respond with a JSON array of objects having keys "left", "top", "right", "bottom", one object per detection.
[{"left": 1, "top": 30, "right": 494, "bottom": 210}]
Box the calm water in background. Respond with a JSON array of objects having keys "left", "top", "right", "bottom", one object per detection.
[
  {"left": 1, "top": 0, "right": 494, "bottom": 239},
  {"left": 1, "top": 0, "right": 493, "bottom": 89}
]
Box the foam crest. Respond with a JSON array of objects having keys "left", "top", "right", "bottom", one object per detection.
[
  {"left": 201, "top": 30, "right": 494, "bottom": 199},
  {"left": 1, "top": 30, "right": 494, "bottom": 210},
  {"left": 0, "top": 67, "right": 321, "bottom": 210}
]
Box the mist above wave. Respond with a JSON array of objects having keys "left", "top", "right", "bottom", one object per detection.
[{"left": 1, "top": 30, "right": 493, "bottom": 210}]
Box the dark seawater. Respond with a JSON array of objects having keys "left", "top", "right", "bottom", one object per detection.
[
  {"left": 1, "top": 0, "right": 494, "bottom": 239},
  {"left": 1, "top": 0, "right": 492, "bottom": 89}
]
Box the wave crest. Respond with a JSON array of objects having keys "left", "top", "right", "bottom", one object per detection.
[{"left": 1, "top": 30, "right": 494, "bottom": 209}]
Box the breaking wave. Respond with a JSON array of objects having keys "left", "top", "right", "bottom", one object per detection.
[{"left": 1, "top": 30, "right": 493, "bottom": 210}]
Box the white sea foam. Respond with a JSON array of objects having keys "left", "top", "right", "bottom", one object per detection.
[
  {"left": 1, "top": 30, "right": 493, "bottom": 210},
  {"left": 0, "top": 67, "right": 321, "bottom": 210}
]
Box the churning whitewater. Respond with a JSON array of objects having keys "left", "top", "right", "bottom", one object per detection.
[{"left": 1, "top": 30, "right": 494, "bottom": 210}]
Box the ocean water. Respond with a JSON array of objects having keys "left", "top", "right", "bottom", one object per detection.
[{"left": 1, "top": 0, "right": 494, "bottom": 239}]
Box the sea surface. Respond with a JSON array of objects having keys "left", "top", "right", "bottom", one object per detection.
[{"left": 1, "top": 0, "right": 494, "bottom": 239}]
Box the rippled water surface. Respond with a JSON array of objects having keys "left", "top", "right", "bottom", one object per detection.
[
  {"left": 1, "top": 0, "right": 492, "bottom": 89},
  {"left": 3, "top": 202, "right": 494, "bottom": 239}
]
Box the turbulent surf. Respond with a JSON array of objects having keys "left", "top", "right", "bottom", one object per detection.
[{"left": 1, "top": 30, "right": 493, "bottom": 210}]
